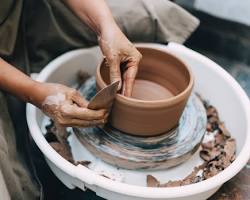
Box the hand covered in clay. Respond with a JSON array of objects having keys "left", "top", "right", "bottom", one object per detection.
[
  {"left": 32, "top": 82, "right": 108, "bottom": 127},
  {"left": 98, "top": 26, "right": 142, "bottom": 97}
]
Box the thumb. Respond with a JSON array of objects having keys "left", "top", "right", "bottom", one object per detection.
[{"left": 72, "top": 91, "right": 88, "bottom": 107}]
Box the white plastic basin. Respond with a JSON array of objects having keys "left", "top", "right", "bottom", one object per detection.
[{"left": 26, "top": 43, "right": 250, "bottom": 200}]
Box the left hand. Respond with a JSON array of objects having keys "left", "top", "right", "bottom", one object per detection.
[
  {"left": 31, "top": 82, "right": 108, "bottom": 127},
  {"left": 98, "top": 25, "right": 142, "bottom": 97}
]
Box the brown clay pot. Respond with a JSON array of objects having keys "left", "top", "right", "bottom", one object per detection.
[{"left": 96, "top": 47, "right": 194, "bottom": 136}]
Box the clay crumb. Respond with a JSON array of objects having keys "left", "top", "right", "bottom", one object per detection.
[
  {"left": 201, "top": 141, "right": 214, "bottom": 149},
  {"left": 200, "top": 148, "right": 221, "bottom": 162},
  {"left": 45, "top": 119, "right": 75, "bottom": 163},
  {"left": 224, "top": 138, "right": 236, "bottom": 158},
  {"left": 218, "top": 123, "right": 231, "bottom": 137},
  {"left": 74, "top": 160, "right": 92, "bottom": 167},
  {"left": 214, "top": 132, "right": 225, "bottom": 145},
  {"left": 147, "top": 175, "right": 160, "bottom": 187},
  {"left": 160, "top": 180, "right": 182, "bottom": 187}
]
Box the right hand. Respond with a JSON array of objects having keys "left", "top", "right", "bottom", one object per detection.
[{"left": 98, "top": 25, "right": 142, "bottom": 97}]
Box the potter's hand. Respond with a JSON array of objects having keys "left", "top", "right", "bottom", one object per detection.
[
  {"left": 32, "top": 83, "right": 108, "bottom": 127},
  {"left": 98, "top": 26, "right": 142, "bottom": 97},
  {"left": 63, "top": 0, "right": 141, "bottom": 96},
  {"left": 0, "top": 58, "right": 107, "bottom": 126}
]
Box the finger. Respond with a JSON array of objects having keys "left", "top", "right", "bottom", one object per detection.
[
  {"left": 62, "top": 118, "right": 107, "bottom": 128},
  {"left": 72, "top": 91, "right": 88, "bottom": 107},
  {"left": 122, "top": 60, "right": 139, "bottom": 97},
  {"left": 108, "top": 59, "right": 122, "bottom": 90},
  {"left": 61, "top": 104, "right": 107, "bottom": 120}
]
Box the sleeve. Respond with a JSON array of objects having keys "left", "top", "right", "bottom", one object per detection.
[{"left": 106, "top": 0, "right": 200, "bottom": 44}]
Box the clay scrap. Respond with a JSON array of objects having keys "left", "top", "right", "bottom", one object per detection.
[
  {"left": 45, "top": 119, "right": 91, "bottom": 167},
  {"left": 147, "top": 99, "right": 236, "bottom": 187},
  {"left": 74, "top": 160, "right": 92, "bottom": 167}
]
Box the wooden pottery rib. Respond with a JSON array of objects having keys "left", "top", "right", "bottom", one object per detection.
[{"left": 87, "top": 81, "right": 119, "bottom": 110}]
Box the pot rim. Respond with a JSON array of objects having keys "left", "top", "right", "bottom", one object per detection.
[{"left": 96, "top": 46, "right": 194, "bottom": 108}]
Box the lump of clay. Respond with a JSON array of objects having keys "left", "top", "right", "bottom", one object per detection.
[{"left": 147, "top": 175, "right": 160, "bottom": 187}]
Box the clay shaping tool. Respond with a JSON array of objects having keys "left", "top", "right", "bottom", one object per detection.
[{"left": 87, "top": 81, "right": 119, "bottom": 110}]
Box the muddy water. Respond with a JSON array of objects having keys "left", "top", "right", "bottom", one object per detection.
[{"left": 131, "top": 79, "right": 174, "bottom": 101}]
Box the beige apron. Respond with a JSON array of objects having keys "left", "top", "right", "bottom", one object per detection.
[
  {"left": 0, "top": 0, "right": 199, "bottom": 199},
  {"left": 0, "top": 91, "right": 40, "bottom": 200}
]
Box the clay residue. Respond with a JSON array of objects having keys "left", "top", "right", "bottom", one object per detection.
[
  {"left": 45, "top": 120, "right": 73, "bottom": 161},
  {"left": 42, "top": 92, "right": 65, "bottom": 106},
  {"left": 74, "top": 160, "right": 92, "bottom": 167},
  {"left": 147, "top": 98, "right": 237, "bottom": 187},
  {"left": 147, "top": 164, "right": 205, "bottom": 187},
  {"left": 49, "top": 142, "right": 74, "bottom": 163},
  {"left": 43, "top": 72, "right": 93, "bottom": 166},
  {"left": 147, "top": 175, "right": 160, "bottom": 187},
  {"left": 44, "top": 119, "right": 91, "bottom": 166}
]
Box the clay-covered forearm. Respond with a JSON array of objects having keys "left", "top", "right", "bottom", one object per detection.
[
  {"left": 0, "top": 58, "right": 39, "bottom": 103},
  {"left": 63, "top": 0, "right": 117, "bottom": 35},
  {"left": 0, "top": 58, "right": 108, "bottom": 128}
]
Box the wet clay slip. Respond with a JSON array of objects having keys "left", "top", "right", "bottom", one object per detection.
[{"left": 96, "top": 47, "right": 194, "bottom": 136}]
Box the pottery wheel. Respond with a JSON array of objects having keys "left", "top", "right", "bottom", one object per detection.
[{"left": 74, "top": 77, "right": 207, "bottom": 170}]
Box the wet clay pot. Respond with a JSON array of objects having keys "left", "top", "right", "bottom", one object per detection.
[{"left": 96, "top": 47, "right": 194, "bottom": 136}]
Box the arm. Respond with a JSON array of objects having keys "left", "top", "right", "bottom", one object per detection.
[
  {"left": 0, "top": 58, "right": 38, "bottom": 104},
  {"left": 64, "top": 0, "right": 142, "bottom": 96},
  {"left": 0, "top": 58, "right": 107, "bottom": 127},
  {"left": 63, "top": 0, "right": 115, "bottom": 35}
]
